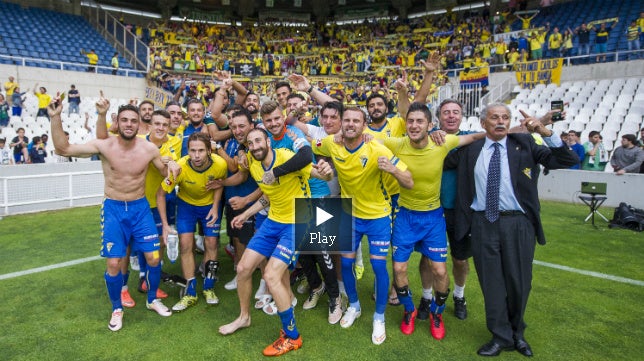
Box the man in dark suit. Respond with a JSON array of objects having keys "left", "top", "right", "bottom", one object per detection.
[{"left": 445, "top": 103, "right": 578, "bottom": 357}]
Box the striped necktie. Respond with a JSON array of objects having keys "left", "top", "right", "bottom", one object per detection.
[{"left": 485, "top": 142, "right": 501, "bottom": 223}]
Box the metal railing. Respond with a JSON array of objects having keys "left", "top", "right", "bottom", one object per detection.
[
  {"left": 81, "top": 1, "right": 150, "bottom": 72},
  {"left": 445, "top": 49, "right": 644, "bottom": 77},
  {"left": 1, "top": 170, "right": 104, "bottom": 216},
  {"left": 480, "top": 77, "right": 513, "bottom": 107}
]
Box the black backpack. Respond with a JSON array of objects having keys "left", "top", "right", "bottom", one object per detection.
[{"left": 609, "top": 202, "right": 644, "bottom": 232}]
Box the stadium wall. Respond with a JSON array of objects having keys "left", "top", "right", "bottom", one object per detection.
[
  {"left": 0, "top": 64, "right": 146, "bottom": 102},
  {"left": 539, "top": 169, "right": 644, "bottom": 210},
  {"left": 0, "top": 162, "right": 103, "bottom": 216}
]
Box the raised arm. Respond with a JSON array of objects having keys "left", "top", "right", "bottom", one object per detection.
[
  {"left": 395, "top": 70, "right": 411, "bottom": 118},
  {"left": 83, "top": 112, "right": 91, "bottom": 132},
  {"left": 522, "top": 110, "right": 579, "bottom": 168},
  {"left": 287, "top": 73, "right": 336, "bottom": 106},
  {"left": 49, "top": 97, "right": 100, "bottom": 158},
  {"left": 231, "top": 80, "right": 250, "bottom": 106},
  {"left": 172, "top": 78, "right": 186, "bottom": 103},
  {"left": 95, "top": 90, "right": 110, "bottom": 140},
  {"left": 209, "top": 72, "right": 233, "bottom": 129},
  {"left": 413, "top": 51, "right": 441, "bottom": 105}
]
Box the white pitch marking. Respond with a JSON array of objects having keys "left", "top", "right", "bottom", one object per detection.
[
  {"left": 0, "top": 256, "right": 102, "bottom": 280},
  {"left": 0, "top": 230, "right": 229, "bottom": 281},
  {"left": 533, "top": 260, "right": 644, "bottom": 287}
]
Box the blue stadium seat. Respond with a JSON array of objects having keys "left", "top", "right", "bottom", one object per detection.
[{"left": 0, "top": 0, "right": 138, "bottom": 76}]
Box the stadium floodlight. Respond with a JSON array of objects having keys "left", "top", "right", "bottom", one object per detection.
[
  {"left": 80, "top": 1, "right": 162, "bottom": 19},
  {"left": 409, "top": 1, "right": 488, "bottom": 19}
]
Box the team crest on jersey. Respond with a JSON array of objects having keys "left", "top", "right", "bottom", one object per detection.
[
  {"left": 523, "top": 167, "right": 532, "bottom": 179},
  {"left": 386, "top": 130, "right": 391, "bottom": 137},
  {"left": 360, "top": 155, "right": 368, "bottom": 168},
  {"left": 316, "top": 139, "right": 322, "bottom": 147}
]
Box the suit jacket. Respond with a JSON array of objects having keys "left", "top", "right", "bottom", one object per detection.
[{"left": 445, "top": 133, "right": 579, "bottom": 245}]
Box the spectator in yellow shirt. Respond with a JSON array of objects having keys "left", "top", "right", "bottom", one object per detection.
[
  {"left": 494, "top": 38, "right": 508, "bottom": 68},
  {"left": 562, "top": 28, "right": 574, "bottom": 57},
  {"left": 508, "top": 48, "right": 520, "bottom": 68},
  {"left": 4, "top": 76, "right": 18, "bottom": 106},
  {"left": 81, "top": 49, "right": 98, "bottom": 72},
  {"left": 516, "top": 12, "right": 538, "bottom": 30},
  {"left": 548, "top": 27, "right": 563, "bottom": 58},
  {"left": 33, "top": 84, "right": 51, "bottom": 120},
  {"left": 530, "top": 32, "right": 543, "bottom": 59}
]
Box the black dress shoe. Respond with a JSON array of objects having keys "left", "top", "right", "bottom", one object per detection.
[
  {"left": 515, "top": 339, "right": 534, "bottom": 357},
  {"left": 477, "top": 341, "right": 514, "bottom": 357}
]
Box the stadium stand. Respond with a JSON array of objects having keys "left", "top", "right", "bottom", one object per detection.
[
  {"left": 526, "top": 0, "right": 641, "bottom": 55},
  {"left": 509, "top": 76, "right": 644, "bottom": 153},
  {"left": 0, "top": 0, "right": 135, "bottom": 75}
]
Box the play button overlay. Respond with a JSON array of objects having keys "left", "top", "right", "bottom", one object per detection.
[
  {"left": 295, "top": 197, "right": 353, "bottom": 254},
  {"left": 316, "top": 206, "right": 333, "bottom": 226}
]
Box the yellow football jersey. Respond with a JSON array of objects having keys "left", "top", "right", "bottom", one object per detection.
[
  {"left": 313, "top": 136, "right": 408, "bottom": 219},
  {"left": 145, "top": 137, "right": 178, "bottom": 208},
  {"left": 364, "top": 115, "right": 406, "bottom": 198},
  {"left": 166, "top": 133, "right": 182, "bottom": 156},
  {"left": 248, "top": 148, "right": 311, "bottom": 224},
  {"left": 162, "top": 154, "right": 227, "bottom": 206},
  {"left": 384, "top": 135, "right": 458, "bottom": 211},
  {"left": 170, "top": 122, "right": 186, "bottom": 139},
  {"left": 364, "top": 115, "right": 406, "bottom": 139}
]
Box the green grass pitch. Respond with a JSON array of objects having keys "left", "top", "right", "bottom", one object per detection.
[{"left": 0, "top": 201, "right": 643, "bottom": 361}]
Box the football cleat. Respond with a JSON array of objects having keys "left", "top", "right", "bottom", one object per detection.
[
  {"left": 262, "top": 333, "right": 302, "bottom": 356},
  {"left": 147, "top": 299, "right": 172, "bottom": 317},
  {"left": 224, "top": 275, "right": 238, "bottom": 291},
  {"left": 372, "top": 319, "right": 386, "bottom": 345},
  {"left": 171, "top": 295, "right": 198, "bottom": 312},
  {"left": 203, "top": 289, "right": 220, "bottom": 305},
  {"left": 303, "top": 283, "right": 325, "bottom": 310},
  {"left": 453, "top": 296, "right": 468, "bottom": 320},
  {"left": 430, "top": 312, "right": 446, "bottom": 340},
  {"left": 328, "top": 297, "right": 343, "bottom": 324},
  {"left": 400, "top": 309, "right": 417, "bottom": 335},
  {"left": 120, "top": 289, "right": 135, "bottom": 308},
  {"left": 340, "top": 306, "right": 361, "bottom": 328},
  {"left": 417, "top": 297, "right": 431, "bottom": 320},
  {"left": 108, "top": 309, "right": 123, "bottom": 332},
  {"left": 296, "top": 277, "right": 309, "bottom": 295}
]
